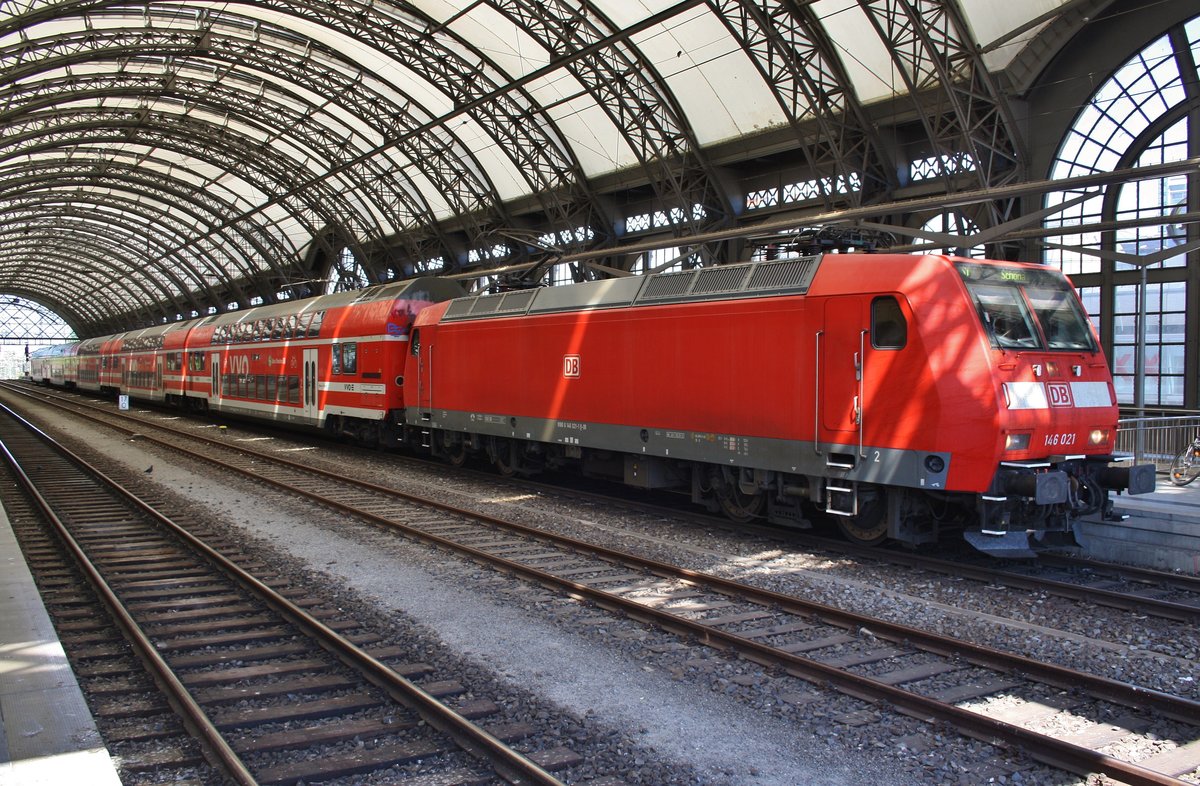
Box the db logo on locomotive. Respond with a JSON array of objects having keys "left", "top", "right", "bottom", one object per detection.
[
  {"left": 1047, "top": 382, "right": 1073, "bottom": 407},
  {"left": 563, "top": 354, "right": 581, "bottom": 378}
]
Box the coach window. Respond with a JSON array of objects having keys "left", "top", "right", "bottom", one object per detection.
[
  {"left": 871, "top": 297, "right": 907, "bottom": 349},
  {"left": 332, "top": 345, "right": 341, "bottom": 375},
  {"left": 307, "top": 310, "right": 325, "bottom": 337},
  {"left": 342, "top": 342, "right": 357, "bottom": 374}
]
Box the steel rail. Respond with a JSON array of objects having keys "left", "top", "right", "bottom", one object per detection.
[
  {"left": 778, "top": 532, "right": 1200, "bottom": 623},
  {"left": 201, "top": 457, "right": 1194, "bottom": 785},
  {"left": 15, "top": 381, "right": 1200, "bottom": 625},
  {"left": 1035, "top": 551, "right": 1200, "bottom": 595},
  {"left": 0, "top": 407, "right": 258, "bottom": 786},
  {"left": 0, "top": 401, "right": 566, "bottom": 786},
  {"left": 12, "top": 388, "right": 1192, "bottom": 785}
]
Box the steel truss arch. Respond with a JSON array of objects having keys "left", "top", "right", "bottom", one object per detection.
[
  {"left": 0, "top": 109, "right": 379, "bottom": 305},
  {"left": 488, "top": 0, "right": 730, "bottom": 257},
  {"left": 0, "top": 156, "right": 283, "bottom": 318},
  {"left": 0, "top": 132, "right": 300, "bottom": 301},
  {"left": 0, "top": 183, "right": 246, "bottom": 325},
  {"left": 0, "top": 189, "right": 248, "bottom": 317},
  {"left": 5, "top": 284, "right": 104, "bottom": 337},
  {"left": 0, "top": 22, "right": 408, "bottom": 234},
  {"left": 0, "top": 295, "right": 78, "bottom": 342},
  {"left": 0, "top": 7, "right": 506, "bottom": 296},
  {"left": 0, "top": 244, "right": 151, "bottom": 331},
  {"left": 856, "top": 0, "right": 1026, "bottom": 195},
  {"left": 1, "top": 1, "right": 598, "bottom": 257},
  {"left": 0, "top": 67, "right": 448, "bottom": 256},
  {"left": 1, "top": 217, "right": 199, "bottom": 321},
  {"left": 246, "top": 0, "right": 600, "bottom": 266},
  {"left": 709, "top": 0, "right": 897, "bottom": 206},
  {"left": 2, "top": 250, "right": 160, "bottom": 332}
]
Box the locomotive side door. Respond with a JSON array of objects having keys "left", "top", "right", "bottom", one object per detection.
[
  {"left": 820, "top": 296, "right": 871, "bottom": 460},
  {"left": 413, "top": 329, "right": 433, "bottom": 418},
  {"left": 302, "top": 348, "right": 319, "bottom": 421}
]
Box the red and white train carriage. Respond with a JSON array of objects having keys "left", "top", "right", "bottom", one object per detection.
[{"left": 33, "top": 276, "right": 463, "bottom": 444}]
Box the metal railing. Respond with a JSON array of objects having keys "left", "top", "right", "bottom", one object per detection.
[{"left": 1117, "top": 411, "right": 1200, "bottom": 471}]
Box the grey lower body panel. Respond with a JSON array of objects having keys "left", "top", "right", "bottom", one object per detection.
[{"left": 416, "top": 409, "right": 951, "bottom": 492}]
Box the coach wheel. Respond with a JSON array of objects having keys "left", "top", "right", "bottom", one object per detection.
[
  {"left": 358, "top": 423, "right": 380, "bottom": 449},
  {"left": 836, "top": 489, "right": 888, "bottom": 546}
]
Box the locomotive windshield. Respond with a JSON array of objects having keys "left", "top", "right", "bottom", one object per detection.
[{"left": 957, "top": 263, "right": 1097, "bottom": 352}]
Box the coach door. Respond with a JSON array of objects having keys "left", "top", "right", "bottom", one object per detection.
[
  {"left": 209, "top": 352, "right": 220, "bottom": 404},
  {"left": 302, "top": 348, "right": 319, "bottom": 421},
  {"left": 820, "top": 296, "right": 871, "bottom": 463}
]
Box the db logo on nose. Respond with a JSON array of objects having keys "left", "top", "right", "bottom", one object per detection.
[
  {"left": 563, "top": 355, "right": 581, "bottom": 378},
  {"left": 1047, "top": 382, "right": 1073, "bottom": 407}
]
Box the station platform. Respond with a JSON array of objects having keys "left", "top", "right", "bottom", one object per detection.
[
  {"left": 1076, "top": 476, "right": 1200, "bottom": 573},
  {"left": 0, "top": 504, "right": 121, "bottom": 786}
]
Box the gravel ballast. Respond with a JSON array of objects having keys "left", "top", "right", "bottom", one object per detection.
[{"left": 23, "top": 397, "right": 1197, "bottom": 786}]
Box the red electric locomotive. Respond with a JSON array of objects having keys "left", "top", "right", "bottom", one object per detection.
[{"left": 405, "top": 253, "right": 1154, "bottom": 555}]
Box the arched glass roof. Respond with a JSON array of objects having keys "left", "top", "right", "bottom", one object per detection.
[{"left": 0, "top": 1, "right": 1115, "bottom": 336}]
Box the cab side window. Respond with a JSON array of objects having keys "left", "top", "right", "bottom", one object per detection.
[{"left": 871, "top": 296, "right": 907, "bottom": 349}]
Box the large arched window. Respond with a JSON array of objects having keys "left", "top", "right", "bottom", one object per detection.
[
  {"left": 326, "top": 246, "right": 369, "bottom": 294},
  {"left": 1044, "top": 16, "right": 1200, "bottom": 409},
  {"left": 0, "top": 297, "right": 76, "bottom": 379}
]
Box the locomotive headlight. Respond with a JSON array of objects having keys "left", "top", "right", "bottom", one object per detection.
[
  {"left": 1005, "top": 433, "right": 1031, "bottom": 451},
  {"left": 1088, "top": 429, "right": 1110, "bottom": 446}
]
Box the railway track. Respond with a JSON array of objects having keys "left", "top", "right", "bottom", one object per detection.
[
  {"left": 12, "top": 381, "right": 1200, "bottom": 627},
  {"left": 5, "top": 384, "right": 1200, "bottom": 784},
  {"left": 0, "top": 401, "right": 570, "bottom": 786}
]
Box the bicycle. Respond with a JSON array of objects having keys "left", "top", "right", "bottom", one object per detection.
[{"left": 1169, "top": 432, "right": 1200, "bottom": 486}]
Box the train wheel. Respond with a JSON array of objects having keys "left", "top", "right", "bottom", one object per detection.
[
  {"left": 445, "top": 437, "right": 469, "bottom": 468},
  {"left": 491, "top": 438, "right": 520, "bottom": 477},
  {"left": 710, "top": 467, "right": 765, "bottom": 522},
  {"left": 358, "top": 423, "right": 380, "bottom": 449},
  {"left": 836, "top": 489, "right": 888, "bottom": 546}
]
